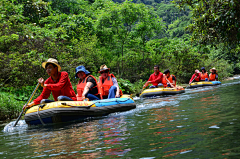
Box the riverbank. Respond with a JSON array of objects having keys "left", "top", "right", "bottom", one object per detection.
[{"left": 1, "top": 75, "right": 239, "bottom": 121}]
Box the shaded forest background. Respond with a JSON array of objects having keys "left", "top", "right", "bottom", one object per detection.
[{"left": 1, "top": 0, "right": 239, "bottom": 87}]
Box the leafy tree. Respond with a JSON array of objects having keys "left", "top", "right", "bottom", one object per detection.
[
  {"left": 146, "top": 37, "right": 203, "bottom": 83},
  {"left": 22, "top": 0, "right": 49, "bottom": 24},
  {"left": 0, "top": 0, "right": 100, "bottom": 87},
  {"left": 173, "top": 0, "right": 240, "bottom": 46},
  {"left": 155, "top": 2, "right": 191, "bottom": 38},
  {"left": 48, "top": 0, "right": 92, "bottom": 15},
  {"left": 95, "top": 0, "right": 163, "bottom": 76}
]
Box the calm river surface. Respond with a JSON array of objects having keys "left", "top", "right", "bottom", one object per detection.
[{"left": 1, "top": 80, "right": 240, "bottom": 158}]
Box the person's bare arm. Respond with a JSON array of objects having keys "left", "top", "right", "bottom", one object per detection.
[{"left": 82, "top": 82, "right": 93, "bottom": 99}]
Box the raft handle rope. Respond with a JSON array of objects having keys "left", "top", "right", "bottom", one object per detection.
[
  {"left": 61, "top": 103, "right": 93, "bottom": 108},
  {"left": 37, "top": 104, "right": 46, "bottom": 125},
  {"left": 61, "top": 98, "right": 131, "bottom": 108}
]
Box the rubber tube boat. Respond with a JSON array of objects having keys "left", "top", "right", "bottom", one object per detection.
[
  {"left": 24, "top": 95, "right": 136, "bottom": 126},
  {"left": 140, "top": 87, "right": 185, "bottom": 98},
  {"left": 189, "top": 81, "right": 221, "bottom": 88}
]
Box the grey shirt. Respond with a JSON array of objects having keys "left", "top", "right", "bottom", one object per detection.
[{"left": 112, "top": 77, "right": 119, "bottom": 87}]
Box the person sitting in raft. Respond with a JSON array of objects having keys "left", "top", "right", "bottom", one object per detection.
[
  {"left": 200, "top": 67, "right": 209, "bottom": 81},
  {"left": 98, "top": 64, "right": 123, "bottom": 99},
  {"left": 209, "top": 67, "right": 218, "bottom": 81},
  {"left": 162, "top": 69, "right": 176, "bottom": 88},
  {"left": 143, "top": 65, "right": 164, "bottom": 88},
  {"left": 23, "top": 58, "right": 77, "bottom": 109},
  {"left": 75, "top": 65, "right": 101, "bottom": 101},
  {"left": 189, "top": 69, "right": 201, "bottom": 84}
]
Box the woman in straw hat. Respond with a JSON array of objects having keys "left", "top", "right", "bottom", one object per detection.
[
  {"left": 189, "top": 69, "right": 201, "bottom": 84},
  {"left": 75, "top": 65, "right": 101, "bottom": 101},
  {"left": 98, "top": 64, "right": 123, "bottom": 99},
  {"left": 23, "top": 58, "right": 76, "bottom": 109},
  {"left": 209, "top": 67, "right": 218, "bottom": 81}
]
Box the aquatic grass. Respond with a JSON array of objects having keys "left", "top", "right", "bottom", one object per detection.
[{"left": 0, "top": 92, "right": 25, "bottom": 120}]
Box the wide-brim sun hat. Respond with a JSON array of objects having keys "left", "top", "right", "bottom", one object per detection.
[
  {"left": 42, "top": 58, "right": 61, "bottom": 72},
  {"left": 75, "top": 65, "right": 90, "bottom": 78},
  {"left": 210, "top": 67, "right": 218, "bottom": 73},
  {"left": 99, "top": 64, "right": 110, "bottom": 73}
]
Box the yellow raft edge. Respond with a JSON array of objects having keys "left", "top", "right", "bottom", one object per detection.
[{"left": 26, "top": 101, "right": 96, "bottom": 114}]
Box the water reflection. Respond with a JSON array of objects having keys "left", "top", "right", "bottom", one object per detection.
[
  {"left": 28, "top": 121, "right": 100, "bottom": 158},
  {"left": 26, "top": 115, "right": 131, "bottom": 158}
]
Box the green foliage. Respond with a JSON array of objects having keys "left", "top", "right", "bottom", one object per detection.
[
  {"left": 116, "top": 78, "right": 146, "bottom": 95},
  {"left": 0, "top": 0, "right": 100, "bottom": 87},
  {"left": 49, "top": 0, "right": 91, "bottom": 15},
  {"left": 0, "top": 92, "right": 25, "bottom": 120},
  {"left": 0, "top": 0, "right": 238, "bottom": 120},
  {"left": 173, "top": 0, "right": 240, "bottom": 47},
  {"left": 95, "top": 0, "right": 163, "bottom": 76},
  {"left": 0, "top": 86, "right": 43, "bottom": 101},
  {"left": 22, "top": 0, "right": 49, "bottom": 24}
]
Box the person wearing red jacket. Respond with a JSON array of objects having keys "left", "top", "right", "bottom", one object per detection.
[
  {"left": 23, "top": 58, "right": 76, "bottom": 109},
  {"left": 143, "top": 65, "right": 164, "bottom": 89},
  {"left": 189, "top": 69, "right": 201, "bottom": 84}
]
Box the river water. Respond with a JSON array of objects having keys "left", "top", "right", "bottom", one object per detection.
[{"left": 1, "top": 79, "right": 240, "bottom": 158}]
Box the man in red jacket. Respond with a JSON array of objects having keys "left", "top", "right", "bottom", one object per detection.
[
  {"left": 143, "top": 65, "right": 164, "bottom": 89},
  {"left": 23, "top": 58, "right": 76, "bottom": 109},
  {"left": 189, "top": 69, "right": 201, "bottom": 84}
]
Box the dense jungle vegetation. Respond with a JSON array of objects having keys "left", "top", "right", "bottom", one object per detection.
[{"left": 1, "top": 0, "right": 240, "bottom": 120}]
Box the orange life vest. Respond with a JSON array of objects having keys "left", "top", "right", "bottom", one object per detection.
[
  {"left": 201, "top": 72, "right": 209, "bottom": 80},
  {"left": 98, "top": 74, "right": 123, "bottom": 97},
  {"left": 76, "top": 75, "right": 101, "bottom": 101},
  {"left": 209, "top": 73, "right": 216, "bottom": 81},
  {"left": 162, "top": 74, "right": 176, "bottom": 87}
]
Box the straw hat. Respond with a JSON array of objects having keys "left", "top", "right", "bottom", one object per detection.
[
  {"left": 210, "top": 67, "right": 217, "bottom": 73},
  {"left": 42, "top": 58, "right": 61, "bottom": 71},
  {"left": 99, "top": 64, "right": 110, "bottom": 73},
  {"left": 75, "top": 65, "right": 90, "bottom": 78}
]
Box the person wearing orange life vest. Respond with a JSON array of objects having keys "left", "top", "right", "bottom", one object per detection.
[
  {"left": 162, "top": 69, "right": 176, "bottom": 88},
  {"left": 75, "top": 65, "right": 101, "bottom": 101},
  {"left": 200, "top": 67, "right": 209, "bottom": 81},
  {"left": 189, "top": 69, "right": 201, "bottom": 84},
  {"left": 98, "top": 64, "right": 122, "bottom": 99},
  {"left": 209, "top": 67, "right": 218, "bottom": 81}
]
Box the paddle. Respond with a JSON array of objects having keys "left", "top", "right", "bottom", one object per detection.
[
  {"left": 164, "top": 75, "right": 175, "bottom": 88},
  {"left": 136, "top": 84, "right": 149, "bottom": 97},
  {"left": 185, "top": 75, "right": 197, "bottom": 89},
  {"left": 13, "top": 83, "right": 40, "bottom": 127}
]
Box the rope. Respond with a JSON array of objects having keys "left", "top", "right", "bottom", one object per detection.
[
  {"left": 37, "top": 105, "right": 45, "bottom": 125},
  {"left": 61, "top": 98, "right": 131, "bottom": 108}
]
